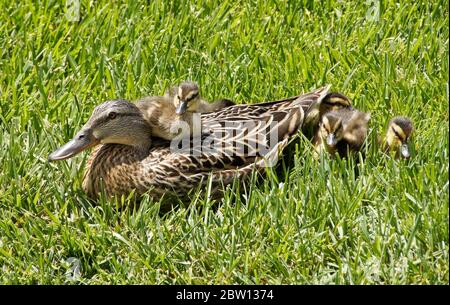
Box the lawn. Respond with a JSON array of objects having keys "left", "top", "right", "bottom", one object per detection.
[{"left": 0, "top": 0, "right": 448, "bottom": 284}]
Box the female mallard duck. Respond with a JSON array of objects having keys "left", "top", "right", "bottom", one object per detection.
[
  {"left": 381, "top": 116, "right": 414, "bottom": 159},
  {"left": 136, "top": 81, "right": 234, "bottom": 140},
  {"left": 313, "top": 108, "right": 371, "bottom": 158},
  {"left": 48, "top": 86, "right": 332, "bottom": 200}
]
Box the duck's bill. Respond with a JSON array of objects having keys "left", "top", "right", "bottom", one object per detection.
[
  {"left": 175, "top": 101, "right": 188, "bottom": 115},
  {"left": 48, "top": 131, "right": 99, "bottom": 161},
  {"left": 400, "top": 143, "right": 410, "bottom": 159},
  {"left": 326, "top": 134, "right": 337, "bottom": 147}
]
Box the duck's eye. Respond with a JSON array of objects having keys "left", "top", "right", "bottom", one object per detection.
[
  {"left": 188, "top": 92, "right": 198, "bottom": 102},
  {"left": 108, "top": 112, "right": 117, "bottom": 120}
]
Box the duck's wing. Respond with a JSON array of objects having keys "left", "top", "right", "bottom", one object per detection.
[
  {"left": 142, "top": 86, "right": 331, "bottom": 198},
  {"left": 146, "top": 138, "right": 290, "bottom": 198},
  {"left": 201, "top": 85, "right": 330, "bottom": 122}
]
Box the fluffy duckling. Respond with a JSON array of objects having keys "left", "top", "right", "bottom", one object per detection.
[
  {"left": 319, "top": 92, "right": 353, "bottom": 118},
  {"left": 303, "top": 92, "right": 353, "bottom": 139},
  {"left": 136, "top": 81, "right": 234, "bottom": 140},
  {"left": 382, "top": 116, "right": 414, "bottom": 159},
  {"left": 168, "top": 81, "right": 235, "bottom": 114},
  {"left": 313, "top": 109, "right": 371, "bottom": 158}
]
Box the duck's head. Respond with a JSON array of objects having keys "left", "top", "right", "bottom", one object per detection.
[
  {"left": 319, "top": 112, "right": 344, "bottom": 148},
  {"left": 320, "top": 93, "right": 352, "bottom": 115},
  {"left": 173, "top": 81, "right": 201, "bottom": 115},
  {"left": 49, "top": 99, "right": 151, "bottom": 161},
  {"left": 385, "top": 116, "right": 414, "bottom": 159}
]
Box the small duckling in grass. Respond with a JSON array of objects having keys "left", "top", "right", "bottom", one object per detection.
[
  {"left": 304, "top": 92, "right": 353, "bottom": 139},
  {"left": 136, "top": 81, "right": 234, "bottom": 140},
  {"left": 313, "top": 109, "right": 371, "bottom": 159},
  {"left": 319, "top": 92, "right": 353, "bottom": 118},
  {"left": 382, "top": 116, "right": 414, "bottom": 159}
]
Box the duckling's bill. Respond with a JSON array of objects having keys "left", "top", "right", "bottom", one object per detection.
[
  {"left": 326, "top": 133, "right": 338, "bottom": 147},
  {"left": 400, "top": 143, "right": 410, "bottom": 158},
  {"left": 49, "top": 129, "right": 100, "bottom": 161},
  {"left": 175, "top": 100, "right": 188, "bottom": 115}
]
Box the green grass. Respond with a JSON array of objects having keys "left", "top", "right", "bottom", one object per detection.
[{"left": 0, "top": 0, "right": 448, "bottom": 284}]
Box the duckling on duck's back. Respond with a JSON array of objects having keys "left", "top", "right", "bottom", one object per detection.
[
  {"left": 167, "top": 81, "right": 235, "bottom": 113},
  {"left": 136, "top": 81, "right": 235, "bottom": 141},
  {"left": 134, "top": 95, "right": 181, "bottom": 140}
]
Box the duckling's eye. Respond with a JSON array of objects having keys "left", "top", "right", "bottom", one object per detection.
[
  {"left": 188, "top": 92, "right": 199, "bottom": 101},
  {"left": 108, "top": 112, "right": 117, "bottom": 120},
  {"left": 391, "top": 127, "right": 402, "bottom": 140}
]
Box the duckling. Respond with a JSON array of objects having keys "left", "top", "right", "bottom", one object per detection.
[
  {"left": 319, "top": 92, "right": 353, "bottom": 117},
  {"left": 313, "top": 109, "right": 370, "bottom": 158},
  {"left": 167, "top": 81, "right": 235, "bottom": 114},
  {"left": 303, "top": 92, "right": 353, "bottom": 139},
  {"left": 136, "top": 82, "right": 234, "bottom": 140},
  {"left": 382, "top": 116, "right": 414, "bottom": 159}
]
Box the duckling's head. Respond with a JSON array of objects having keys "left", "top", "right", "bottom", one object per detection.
[
  {"left": 319, "top": 112, "right": 344, "bottom": 148},
  {"left": 49, "top": 99, "right": 151, "bottom": 161},
  {"left": 319, "top": 93, "right": 352, "bottom": 115},
  {"left": 173, "top": 81, "right": 201, "bottom": 115},
  {"left": 385, "top": 116, "right": 414, "bottom": 159}
]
